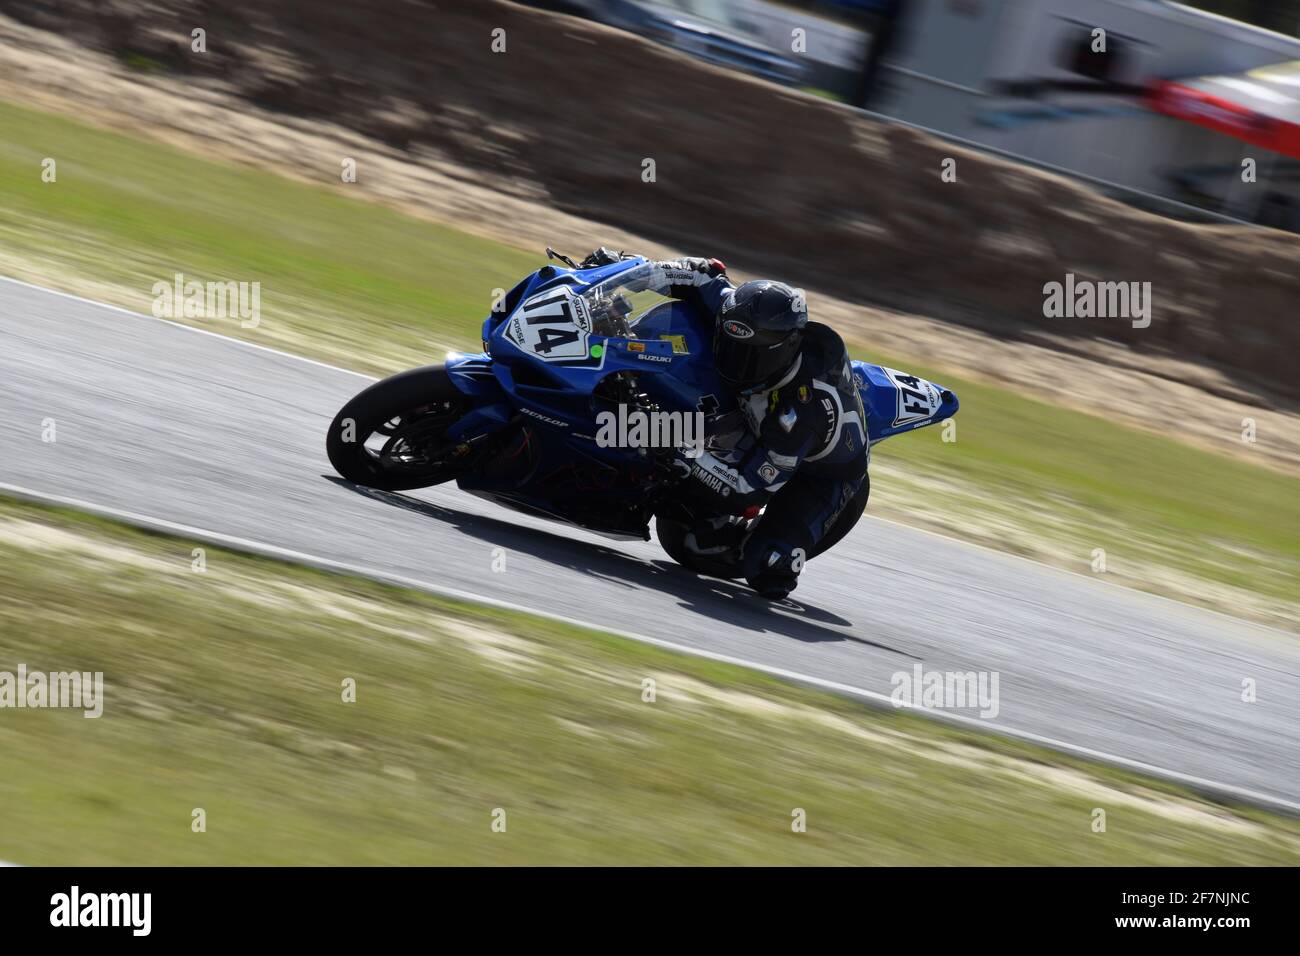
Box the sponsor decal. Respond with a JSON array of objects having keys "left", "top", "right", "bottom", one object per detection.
[
  {"left": 821, "top": 482, "right": 856, "bottom": 534},
  {"left": 659, "top": 334, "right": 690, "bottom": 354},
  {"left": 636, "top": 353, "right": 673, "bottom": 363},
  {"left": 883, "top": 368, "right": 941, "bottom": 427},
  {"left": 519, "top": 407, "right": 569, "bottom": 428},
  {"left": 570, "top": 296, "right": 593, "bottom": 331},
  {"left": 710, "top": 464, "right": 742, "bottom": 488},
  {"left": 627, "top": 340, "right": 646, "bottom": 352},
  {"left": 690, "top": 464, "right": 730, "bottom": 497},
  {"left": 722, "top": 319, "right": 754, "bottom": 339},
  {"left": 757, "top": 462, "right": 779, "bottom": 484},
  {"left": 819, "top": 396, "right": 836, "bottom": 444}
]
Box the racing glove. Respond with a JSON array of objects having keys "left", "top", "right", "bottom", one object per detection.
[
  {"left": 579, "top": 247, "right": 632, "bottom": 268},
  {"left": 654, "top": 257, "right": 726, "bottom": 283},
  {"left": 644, "top": 258, "right": 730, "bottom": 305}
]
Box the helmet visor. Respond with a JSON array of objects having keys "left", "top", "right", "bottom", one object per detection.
[{"left": 714, "top": 329, "right": 801, "bottom": 389}]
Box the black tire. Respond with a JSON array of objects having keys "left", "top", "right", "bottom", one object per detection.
[
  {"left": 655, "top": 515, "right": 745, "bottom": 580},
  {"left": 326, "top": 365, "right": 475, "bottom": 491}
]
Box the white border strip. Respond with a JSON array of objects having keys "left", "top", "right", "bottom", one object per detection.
[{"left": 2, "top": 479, "right": 1297, "bottom": 816}]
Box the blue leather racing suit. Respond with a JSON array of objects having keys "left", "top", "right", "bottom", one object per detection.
[{"left": 648, "top": 259, "right": 871, "bottom": 596}]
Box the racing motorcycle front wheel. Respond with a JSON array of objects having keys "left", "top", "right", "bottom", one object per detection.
[{"left": 326, "top": 364, "right": 479, "bottom": 491}]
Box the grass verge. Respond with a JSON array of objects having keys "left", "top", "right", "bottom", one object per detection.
[
  {"left": 0, "top": 494, "right": 1295, "bottom": 865},
  {"left": 0, "top": 98, "right": 1296, "bottom": 628}
]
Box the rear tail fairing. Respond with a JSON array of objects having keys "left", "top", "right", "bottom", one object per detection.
[{"left": 852, "top": 361, "right": 959, "bottom": 443}]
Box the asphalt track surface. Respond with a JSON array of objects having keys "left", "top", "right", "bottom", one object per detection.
[{"left": 2, "top": 277, "right": 1297, "bottom": 812}]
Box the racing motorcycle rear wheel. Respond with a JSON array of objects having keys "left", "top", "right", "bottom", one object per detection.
[{"left": 326, "top": 365, "right": 477, "bottom": 491}]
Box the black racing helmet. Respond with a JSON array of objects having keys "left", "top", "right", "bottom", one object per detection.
[{"left": 714, "top": 280, "right": 807, "bottom": 390}]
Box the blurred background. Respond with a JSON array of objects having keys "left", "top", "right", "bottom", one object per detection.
[{"left": 533, "top": 0, "right": 1300, "bottom": 229}]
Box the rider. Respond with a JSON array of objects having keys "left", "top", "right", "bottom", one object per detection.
[{"left": 587, "top": 249, "right": 871, "bottom": 599}]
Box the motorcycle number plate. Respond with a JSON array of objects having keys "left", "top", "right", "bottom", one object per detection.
[
  {"left": 505, "top": 286, "right": 592, "bottom": 362},
  {"left": 882, "top": 366, "right": 941, "bottom": 427}
]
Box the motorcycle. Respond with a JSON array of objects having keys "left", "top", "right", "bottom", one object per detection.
[{"left": 326, "top": 250, "right": 959, "bottom": 590}]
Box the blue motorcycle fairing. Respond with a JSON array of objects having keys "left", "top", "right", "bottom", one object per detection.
[
  {"left": 436, "top": 256, "right": 957, "bottom": 537},
  {"left": 444, "top": 352, "right": 504, "bottom": 400},
  {"left": 482, "top": 259, "right": 733, "bottom": 433}
]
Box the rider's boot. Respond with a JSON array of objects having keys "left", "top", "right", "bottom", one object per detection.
[{"left": 684, "top": 515, "right": 747, "bottom": 556}]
